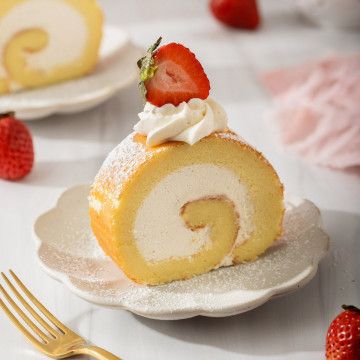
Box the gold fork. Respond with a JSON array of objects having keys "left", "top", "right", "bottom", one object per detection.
[{"left": 0, "top": 270, "right": 121, "bottom": 359}]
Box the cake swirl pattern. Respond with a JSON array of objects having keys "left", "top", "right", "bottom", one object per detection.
[
  {"left": 134, "top": 164, "right": 253, "bottom": 263},
  {"left": 89, "top": 131, "right": 284, "bottom": 285},
  {"left": 0, "top": 0, "right": 103, "bottom": 94}
]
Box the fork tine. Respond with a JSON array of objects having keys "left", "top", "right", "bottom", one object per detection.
[
  {"left": 9, "top": 270, "right": 69, "bottom": 333},
  {"left": 0, "top": 297, "right": 44, "bottom": 349},
  {"left": 0, "top": 284, "right": 49, "bottom": 342},
  {"left": 1, "top": 273, "right": 59, "bottom": 338}
]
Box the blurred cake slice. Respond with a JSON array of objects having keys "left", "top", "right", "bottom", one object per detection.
[{"left": 0, "top": 0, "right": 103, "bottom": 94}]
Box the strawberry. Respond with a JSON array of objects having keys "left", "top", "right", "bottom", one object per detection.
[
  {"left": 209, "top": 0, "right": 260, "bottom": 30},
  {"left": 137, "top": 37, "right": 210, "bottom": 107},
  {"left": 326, "top": 305, "right": 360, "bottom": 360},
  {"left": 0, "top": 112, "right": 34, "bottom": 180}
]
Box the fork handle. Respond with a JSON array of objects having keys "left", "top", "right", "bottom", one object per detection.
[{"left": 73, "top": 345, "right": 121, "bottom": 360}]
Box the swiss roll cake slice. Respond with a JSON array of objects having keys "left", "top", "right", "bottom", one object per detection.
[
  {"left": 90, "top": 38, "right": 284, "bottom": 285},
  {"left": 89, "top": 131, "right": 284, "bottom": 285}
]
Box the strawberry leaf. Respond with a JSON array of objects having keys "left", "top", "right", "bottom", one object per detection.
[
  {"left": 342, "top": 305, "right": 360, "bottom": 313},
  {"left": 137, "top": 37, "right": 162, "bottom": 100},
  {"left": 0, "top": 112, "right": 15, "bottom": 118}
]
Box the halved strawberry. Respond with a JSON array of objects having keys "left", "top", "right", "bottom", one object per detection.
[{"left": 138, "top": 38, "right": 210, "bottom": 107}]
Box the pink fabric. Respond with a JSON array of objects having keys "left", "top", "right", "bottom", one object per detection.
[{"left": 261, "top": 55, "right": 360, "bottom": 169}]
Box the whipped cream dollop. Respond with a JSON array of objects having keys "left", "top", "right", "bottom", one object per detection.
[{"left": 134, "top": 97, "right": 228, "bottom": 146}]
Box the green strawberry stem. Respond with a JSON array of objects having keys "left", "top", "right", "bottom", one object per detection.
[
  {"left": 342, "top": 304, "right": 360, "bottom": 313},
  {"left": 137, "top": 37, "right": 162, "bottom": 100},
  {"left": 0, "top": 112, "right": 15, "bottom": 118}
]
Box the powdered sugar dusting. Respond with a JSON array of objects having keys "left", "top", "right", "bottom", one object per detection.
[
  {"left": 90, "top": 133, "right": 153, "bottom": 207},
  {"left": 90, "top": 130, "right": 256, "bottom": 210},
  {"left": 89, "top": 197, "right": 102, "bottom": 213},
  {"left": 217, "top": 131, "right": 244, "bottom": 143}
]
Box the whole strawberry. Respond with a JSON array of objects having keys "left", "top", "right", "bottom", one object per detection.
[
  {"left": 0, "top": 112, "right": 34, "bottom": 180},
  {"left": 326, "top": 305, "right": 360, "bottom": 360},
  {"left": 209, "top": 0, "right": 260, "bottom": 30}
]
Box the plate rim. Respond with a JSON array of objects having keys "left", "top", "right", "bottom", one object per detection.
[{"left": 33, "top": 184, "right": 329, "bottom": 320}]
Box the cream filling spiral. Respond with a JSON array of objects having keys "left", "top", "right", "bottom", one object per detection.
[{"left": 134, "top": 164, "right": 255, "bottom": 263}]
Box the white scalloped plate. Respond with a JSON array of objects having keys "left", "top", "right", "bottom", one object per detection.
[
  {"left": 33, "top": 185, "right": 329, "bottom": 320},
  {"left": 0, "top": 26, "right": 143, "bottom": 120}
]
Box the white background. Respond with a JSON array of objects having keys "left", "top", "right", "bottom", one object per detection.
[{"left": 0, "top": 1, "right": 359, "bottom": 359}]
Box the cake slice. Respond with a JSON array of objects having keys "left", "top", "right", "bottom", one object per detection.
[
  {"left": 0, "top": 0, "right": 103, "bottom": 94},
  {"left": 89, "top": 39, "right": 284, "bottom": 285},
  {"left": 90, "top": 131, "right": 284, "bottom": 285}
]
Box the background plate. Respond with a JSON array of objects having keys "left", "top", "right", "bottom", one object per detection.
[
  {"left": 33, "top": 185, "right": 329, "bottom": 320},
  {"left": 0, "top": 26, "right": 143, "bottom": 120}
]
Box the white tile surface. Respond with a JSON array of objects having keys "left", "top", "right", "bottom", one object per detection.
[{"left": 0, "top": 0, "right": 359, "bottom": 359}]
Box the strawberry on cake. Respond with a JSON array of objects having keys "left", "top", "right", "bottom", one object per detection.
[{"left": 89, "top": 38, "right": 284, "bottom": 285}]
